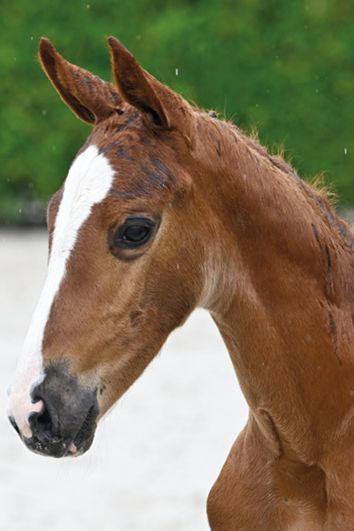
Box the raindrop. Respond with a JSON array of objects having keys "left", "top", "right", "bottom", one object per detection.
[
  {"left": 41, "top": 109, "right": 47, "bottom": 116},
  {"left": 344, "top": 147, "right": 348, "bottom": 155},
  {"left": 175, "top": 68, "right": 179, "bottom": 76},
  {"left": 86, "top": 3, "right": 90, "bottom": 8},
  {"left": 30, "top": 36, "right": 34, "bottom": 41}
]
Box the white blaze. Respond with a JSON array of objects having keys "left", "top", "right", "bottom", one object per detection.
[{"left": 8, "top": 145, "right": 115, "bottom": 438}]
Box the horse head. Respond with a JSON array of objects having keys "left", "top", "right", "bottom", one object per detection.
[{"left": 7, "top": 37, "right": 221, "bottom": 457}]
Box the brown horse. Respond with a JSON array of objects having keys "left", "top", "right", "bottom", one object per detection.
[{"left": 7, "top": 37, "right": 354, "bottom": 530}]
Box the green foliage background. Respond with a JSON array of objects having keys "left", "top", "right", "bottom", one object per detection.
[{"left": 1, "top": 0, "right": 354, "bottom": 223}]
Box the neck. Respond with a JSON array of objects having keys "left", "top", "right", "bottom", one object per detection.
[{"left": 196, "top": 114, "right": 354, "bottom": 469}]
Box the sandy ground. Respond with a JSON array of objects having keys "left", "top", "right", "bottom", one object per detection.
[{"left": 0, "top": 229, "right": 247, "bottom": 531}]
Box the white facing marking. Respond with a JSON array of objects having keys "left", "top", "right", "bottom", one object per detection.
[{"left": 8, "top": 145, "right": 115, "bottom": 438}]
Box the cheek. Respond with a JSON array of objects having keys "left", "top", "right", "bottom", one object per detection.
[{"left": 142, "top": 260, "right": 200, "bottom": 333}]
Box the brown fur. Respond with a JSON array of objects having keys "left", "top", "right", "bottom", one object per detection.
[{"left": 39, "top": 37, "right": 354, "bottom": 529}]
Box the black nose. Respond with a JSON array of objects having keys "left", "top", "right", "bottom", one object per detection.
[{"left": 25, "top": 362, "right": 99, "bottom": 458}]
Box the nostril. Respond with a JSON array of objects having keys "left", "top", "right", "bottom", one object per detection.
[
  {"left": 37, "top": 407, "right": 51, "bottom": 431},
  {"left": 29, "top": 403, "right": 57, "bottom": 443}
]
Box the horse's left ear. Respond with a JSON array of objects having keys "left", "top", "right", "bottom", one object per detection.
[
  {"left": 107, "top": 37, "right": 194, "bottom": 142},
  {"left": 39, "top": 37, "right": 120, "bottom": 125}
]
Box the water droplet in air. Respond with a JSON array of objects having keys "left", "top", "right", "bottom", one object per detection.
[
  {"left": 175, "top": 68, "right": 179, "bottom": 76},
  {"left": 344, "top": 147, "right": 348, "bottom": 155}
]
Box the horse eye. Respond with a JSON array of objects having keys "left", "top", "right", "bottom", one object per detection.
[{"left": 113, "top": 217, "right": 156, "bottom": 249}]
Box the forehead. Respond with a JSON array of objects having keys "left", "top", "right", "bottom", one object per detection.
[
  {"left": 48, "top": 111, "right": 188, "bottom": 232},
  {"left": 86, "top": 112, "right": 179, "bottom": 201}
]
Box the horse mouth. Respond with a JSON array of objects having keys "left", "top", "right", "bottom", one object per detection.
[{"left": 15, "top": 404, "right": 98, "bottom": 459}]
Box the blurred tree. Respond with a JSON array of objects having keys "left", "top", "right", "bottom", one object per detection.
[{"left": 1, "top": 0, "right": 354, "bottom": 223}]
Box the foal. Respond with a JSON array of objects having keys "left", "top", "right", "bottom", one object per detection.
[{"left": 8, "top": 37, "right": 354, "bottom": 530}]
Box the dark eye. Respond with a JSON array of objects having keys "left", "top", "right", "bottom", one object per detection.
[{"left": 113, "top": 217, "right": 156, "bottom": 249}]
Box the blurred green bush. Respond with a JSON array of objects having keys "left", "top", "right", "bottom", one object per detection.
[{"left": 1, "top": 0, "right": 354, "bottom": 223}]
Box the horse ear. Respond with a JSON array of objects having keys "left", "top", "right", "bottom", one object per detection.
[
  {"left": 107, "top": 37, "right": 194, "bottom": 142},
  {"left": 39, "top": 37, "right": 121, "bottom": 125}
]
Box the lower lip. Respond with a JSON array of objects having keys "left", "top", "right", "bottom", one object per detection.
[{"left": 68, "top": 441, "right": 79, "bottom": 456}]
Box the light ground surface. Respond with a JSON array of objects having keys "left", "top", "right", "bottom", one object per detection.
[{"left": 0, "top": 229, "right": 247, "bottom": 531}]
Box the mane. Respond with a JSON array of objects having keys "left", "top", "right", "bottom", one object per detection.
[
  {"left": 199, "top": 109, "right": 354, "bottom": 251},
  {"left": 235, "top": 124, "right": 334, "bottom": 203}
]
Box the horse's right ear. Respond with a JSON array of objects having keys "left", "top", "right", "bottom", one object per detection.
[{"left": 39, "top": 37, "right": 121, "bottom": 125}]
